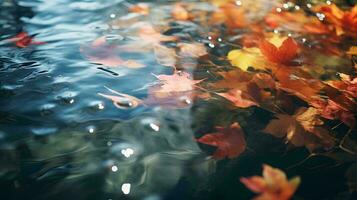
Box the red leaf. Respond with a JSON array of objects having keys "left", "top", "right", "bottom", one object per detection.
[
  {"left": 197, "top": 122, "right": 246, "bottom": 159},
  {"left": 10, "top": 32, "right": 45, "bottom": 48},
  {"left": 259, "top": 37, "right": 299, "bottom": 65}
]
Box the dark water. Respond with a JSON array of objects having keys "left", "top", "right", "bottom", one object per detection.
[{"left": 0, "top": 0, "right": 356, "bottom": 200}]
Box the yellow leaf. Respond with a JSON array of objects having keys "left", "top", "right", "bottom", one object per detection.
[
  {"left": 227, "top": 47, "right": 266, "bottom": 71},
  {"left": 347, "top": 46, "right": 357, "bottom": 55}
]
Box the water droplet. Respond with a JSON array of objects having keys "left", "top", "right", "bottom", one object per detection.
[
  {"left": 121, "top": 148, "right": 134, "bottom": 158},
  {"left": 57, "top": 91, "right": 77, "bottom": 105},
  {"left": 111, "top": 165, "right": 118, "bottom": 172},
  {"left": 87, "top": 125, "right": 96, "bottom": 134},
  {"left": 88, "top": 101, "right": 105, "bottom": 111},
  {"left": 217, "top": 38, "right": 222, "bottom": 42},
  {"left": 110, "top": 13, "right": 116, "bottom": 18},
  {"left": 207, "top": 36, "right": 212, "bottom": 40},
  {"left": 208, "top": 43, "right": 215, "bottom": 48},
  {"left": 121, "top": 183, "right": 131, "bottom": 195},
  {"left": 316, "top": 13, "right": 325, "bottom": 21},
  {"left": 149, "top": 123, "right": 160, "bottom": 132},
  {"left": 140, "top": 118, "right": 161, "bottom": 132},
  {"left": 110, "top": 143, "right": 138, "bottom": 159},
  {"left": 180, "top": 96, "right": 192, "bottom": 105}
]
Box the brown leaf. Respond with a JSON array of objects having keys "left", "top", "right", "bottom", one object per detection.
[{"left": 264, "top": 107, "right": 335, "bottom": 151}]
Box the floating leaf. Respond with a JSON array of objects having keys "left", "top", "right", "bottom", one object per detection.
[
  {"left": 240, "top": 164, "right": 300, "bottom": 200},
  {"left": 197, "top": 122, "right": 246, "bottom": 159},
  {"left": 259, "top": 37, "right": 299, "bottom": 65},
  {"left": 217, "top": 89, "right": 257, "bottom": 108},
  {"left": 264, "top": 107, "right": 335, "bottom": 151},
  {"left": 227, "top": 47, "right": 266, "bottom": 71},
  {"left": 9, "top": 32, "right": 45, "bottom": 48}
]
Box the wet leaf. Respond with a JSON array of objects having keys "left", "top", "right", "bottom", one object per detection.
[
  {"left": 217, "top": 89, "right": 257, "bottom": 108},
  {"left": 317, "top": 4, "right": 357, "bottom": 37},
  {"left": 240, "top": 164, "right": 300, "bottom": 200},
  {"left": 259, "top": 37, "right": 299, "bottom": 65},
  {"left": 197, "top": 122, "right": 246, "bottom": 159},
  {"left": 227, "top": 47, "right": 266, "bottom": 71},
  {"left": 9, "top": 32, "right": 45, "bottom": 48},
  {"left": 264, "top": 107, "right": 335, "bottom": 151}
]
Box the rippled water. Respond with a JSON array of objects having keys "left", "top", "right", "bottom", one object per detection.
[
  {"left": 0, "top": 1, "right": 214, "bottom": 199},
  {"left": 0, "top": 0, "right": 356, "bottom": 200}
]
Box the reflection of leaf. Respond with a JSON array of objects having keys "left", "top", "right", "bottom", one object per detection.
[
  {"left": 240, "top": 164, "right": 300, "bottom": 200},
  {"left": 81, "top": 37, "right": 145, "bottom": 68},
  {"left": 153, "top": 44, "right": 177, "bottom": 67},
  {"left": 197, "top": 122, "right": 246, "bottom": 159},
  {"left": 129, "top": 3, "right": 150, "bottom": 15},
  {"left": 138, "top": 23, "right": 177, "bottom": 45},
  {"left": 178, "top": 43, "right": 207, "bottom": 58},
  {"left": 171, "top": 3, "right": 189, "bottom": 21}
]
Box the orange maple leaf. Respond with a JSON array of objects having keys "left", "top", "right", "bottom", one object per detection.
[
  {"left": 197, "top": 122, "right": 246, "bottom": 159},
  {"left": 240, "top": 164, "right": 300, "bottom": 200},
  {"left": 259, "top": 37, "right": 299, "bottom": 65},
  {"left": 318, "top": 4, "right": 357, "bottom": 37}
]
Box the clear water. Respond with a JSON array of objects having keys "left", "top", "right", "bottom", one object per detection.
[{"left": 0, "top": 0, "right": 356, "bottom": 200}]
